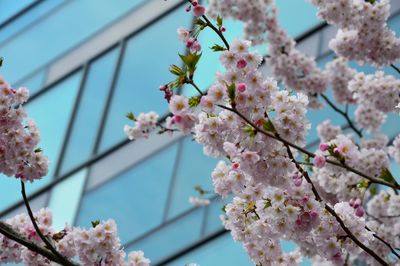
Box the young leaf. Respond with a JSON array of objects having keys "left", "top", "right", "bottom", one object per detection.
[
  {"left": 379, "top": 168, "right": 395, "bottom": 183},
  {"left": 189, "top": 96, "right": 201, "bottom": 107},
  {"left": 126, "top": 112, "right": 137, "bottom": 121},
  {"left": 216, "top": 15, "right": 223, "bottom": 28},
  {"left": 91, "top": 220, "right": 100, "bottom": 228},
  {"left": 210, "top": 44, "right": 226, "bottom": 52},
  {"left": 169, "top": 64, "right": 184, "bottom": 76},
  {"left": 262, "top": 119, "right": 276, "bottom": 133},
  {"left": 226, "top": 83, "right": 236, "bottom": 104}
]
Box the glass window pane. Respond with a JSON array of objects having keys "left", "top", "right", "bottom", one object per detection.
[
  {"left": 0, "top": 0, "right": 35, "bottom": 25},
  {"left": 125, "top": 208, "right": 204, "bottom": 265},
  {"left": 0, "top": 0, "right": 65, "bottom": 45},
  {"left": 60, "top": 47, "right": 120, "bottom": 174},
  {"left": 98, "top": 7, "right": 193, "bottom": 153},
  {"left": 75, "top": 143, "right": 179, "bottom": 243},
  {"left": 48, "top": 169, "right": 87, "bottom": 231},
  {"left": 165, "top": 233, "right": 252, "bottom": 266},
  {"left": 0, "top": 0, "right": 144, "bottom": 84},
  {"left": 15, "top": 69, "right": 46, "bottom": 95},
  {"left": 166, "top": 138, "right": 217, "bottom": 219}
]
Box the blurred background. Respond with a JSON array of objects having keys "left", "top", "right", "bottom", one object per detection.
[{"left": 0, "top": 0, "right": 400, "bottom": 265}]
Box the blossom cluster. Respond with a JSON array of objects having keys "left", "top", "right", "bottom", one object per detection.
[
  {"left": 0, "top": 208, "right": 150, "bottom": 266},
  {"left": 124, "top": 112, "right": 159, "bottom": 140},
  {"left": 0, "top": 76, "right": 48, "bottom": 182},
  {"left": 311, "top": 0, "right": 400, "bottom": 66}
]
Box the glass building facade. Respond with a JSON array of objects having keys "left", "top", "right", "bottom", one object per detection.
[{"left": 0, "top": 1, "right": 400, "bottom": 265}]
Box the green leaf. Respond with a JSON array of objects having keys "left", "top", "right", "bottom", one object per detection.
[
  {"left": 126, "top": 112, "right": 137, "bottom": 121},
  {"left": 179, "top": 53, "right": 202, "bottom": 76},
  {"left": 189, "top": 96, "right": 201, "bottom": 107},
  {"left": 379, "top": 168, "right": 395, "bottom": 183},
  {"left": 34, "top": 147, "right": 43, "bottom": 153},
  {"left": 216, "top": 15, "right": 223, "bottom": 28},
  {"left": 226, "top": 83, "right": 236, "bottom": 105},
  {"left": 91, "top": 220, "right": 100, "bottom": 228},
  {"left": 263, "top": 198, "right": 272, "bottom": 209},
  {"left": 221, "top": 205, "right": 227, "bottom": 213},
  {"left": 169, "top": 64, "right": 184, "bottom": 76},
  {"left": 262, "top": 119, "right": 275, "bottom": 133},
  {"left": 357, "top": 179, "right": 369, "bottom": 189},
  {"left": 369, "top": 185, "right": 378, "bottom": 196},
  {"left": 210, "top": 44, "right": 226, "bottom": 52},
  {"left": 243, "top": 125, "right": 256, "bottom": 138},
  {"left": 304, "top": 154, "right": 310, "bottom": 163},
  {"left": 365, "top": 0, "right": 376, "bottom": 4},
  {"left": 195, "top": 18, "right": 207, "bottom": 28}
]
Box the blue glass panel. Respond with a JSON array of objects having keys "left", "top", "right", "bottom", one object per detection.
[
  {"left": 204, "top": 197, "right": 231, "bottom": 235},
  {"left": 167, "top": 138, "right": 217, "bottom": 219},
  {"left": 276, "top": 0, "right": 321, "bottom": 38},
  {"left": 48, "top": 169, "right": 87, "bottom": 231},
  {"left": 99, "top": 7, "right": 192, "bottom": 153},
  {"left": 76, "top": 143, "right": 178, "bottom": 243},
  {"left": 60, "top": 47, "right": 119, "bottom": 174},
  {"left": 0, "top": 71, "right": 81, "bottom": 210},
  {"left": 15, "top": 69, "right": 46, "bottom": 95},
  {"left": 0, "top": 0, "right": 35, "bottom": 25},
  {"left": 125, "top": 208, "right": 204, "bottom": 264},
  {"left": 164, "top": 233, "right": 252, "bottom": 266},
  {"left": 0, "top": 0, "right": 64, "bottom": 45},
  {"left": 0, "top": 0, "right": 144, "bottom": 84}
]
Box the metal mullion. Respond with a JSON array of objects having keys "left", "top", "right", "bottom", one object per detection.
[
  {"left": 43, "top": 62, "right": 90, "bottom": 208},
  {"left": 162, "top": 138, "right": 184, "bottom": 222}
]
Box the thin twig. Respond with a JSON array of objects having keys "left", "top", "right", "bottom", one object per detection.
[
  {"left": 21, "top": 181, "right": 78, "bottom": 266},
  {"left": 320, "top": 94, "right": 362, "bottom": 138},
  {"left": 365, "top": 226, "right": 400, "bottom": 260},
  {"left": 391, "top": 64, "right": 400, "bottom": 75}
]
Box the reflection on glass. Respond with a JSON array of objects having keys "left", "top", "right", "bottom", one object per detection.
[
  {"left": 99, "top": 7, "right": 192, "bottom": 153},
  {"left": 60, "top": 47, "right": 119, "bottom": 174},
  {"left": 76, "top": 143, "right": 178, "bottom": 243}
]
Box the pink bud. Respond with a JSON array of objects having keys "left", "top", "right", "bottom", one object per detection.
[
  {"left": 353, "top": 198, "right": 362, "bottom": 209},
  {"left": 236, "top": 59, "right": 247, "bottom": 69},
  {"left": 220, "top": 26, "right": 226, "bottom": 32},
  {"left": 310, "top": 210, "right": 319, "bottom": 220},
  {"left": 355, "top": 206, "right": 364, "bottom": 217},
  {"left": 237, "top": 83, "right": 247, "bottom": 93},
  {"left": 174, "top": 115, "right": 182, "bottom": 123},
  {"left": 349, "top": 198, "right": 355, "bottom": 207},
  {"left": 193, "top": 4, "right": 205, "bottom": 16},
  {"left": 293, "top": 177, "right": 303, "bottom": 187},
  {"left": 295, "top": 218, "right": 302, "bottom": 226},
  {"left": 303, "top": 195, "right": 309, "bottom": 202},
  {"left": 192, "top": 0, "right": 198, "bottom": 6},
  {"left": 333, "top": 252, "right": 342, "bottom": 261},
  {"left": 186, "top": 37, "right": 195, "bottom": 48},
  {"left": 313, "top": 155, "right": 326, "bottom": 168},
  {"left": 232, "top": 162, "right": 240, "bottom": 169},
  {"left": 319, "top": 143, "right": 329, "bottom": 152}
]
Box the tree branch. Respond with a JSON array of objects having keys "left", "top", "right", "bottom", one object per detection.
[
  {"left": 0, "top": 221, "right": 66, "bottom": 264},
  {"left": 391, "top": 64, "right": 400, "bottom": 75},
  {"left": 21, "top": 181, "right": 78, "bottom": 266},
  {"left": 217, "top": 104, "right": 400, "bottom": 190},
  {"left": 320, "top": 94, "right": 362, "bottom": 138}
]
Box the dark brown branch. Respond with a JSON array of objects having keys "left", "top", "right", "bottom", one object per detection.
[
  {"left": 220, "top": 104, "right": 389, "bottom": 265},
  {"left": 0, "top": 221, "right": 66, "bottom": 264},
  {"left": 21, "top": 181, "right": 78, "bottom": 266},
  {"left": 391, "top": 64, "right": 400, "bottom": 75},
  {"left": 365, "top": 226, "right": 400, "bottom": 260},
  {"left": 320, "top": 94, "right": 362, "bottom": 138}
]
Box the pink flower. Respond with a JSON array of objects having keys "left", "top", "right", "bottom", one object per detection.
[
  {"left": 237, "top": 83, "right": 247, "bottom": 93},
  {"left": 313, "top": 155, "right": 326, "bottom": 168},
  {"left": 319, "top": 143, "right": 329, "bottom": 151},
  {"left": 193, "top": 4, "right": 205, "bottom": 17},
  {"left": 355, "top": 206, "right": 364, "bottom": 217},
  {"left": 236, "top": 58, "right": 247, "bottom": 69}
]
